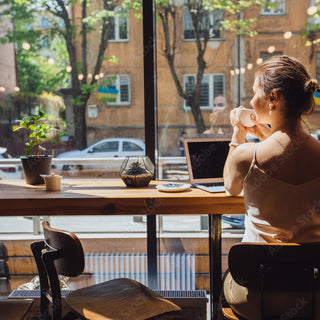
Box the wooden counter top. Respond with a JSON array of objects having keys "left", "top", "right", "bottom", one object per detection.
[{"left": 0, "top": 179, "right": 245, "bottom": 216}]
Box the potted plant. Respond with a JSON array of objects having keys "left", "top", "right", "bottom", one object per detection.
[
  {"left": 14, "top": 111, "right": 55, "bottom": 185},
  {"left": 120, "top": 156, "right": 154, "bottom": 187}
]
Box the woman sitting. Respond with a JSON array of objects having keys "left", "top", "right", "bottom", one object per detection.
[{"left": 223, "top": 55, "right": 320, "bottom": 319}]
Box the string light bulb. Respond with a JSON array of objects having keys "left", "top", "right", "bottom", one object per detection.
[
  {"left": 283, "top": 31, "right": 292, "bottom": 39},
  {"left": 94, "top": 74, "right": 100, "bottom": 80},
  {"left": 48, "top": 58, "right": 55, "bottom": 65},
  {"left": 22, "top": 42, "right": 30, "bottom": 50},
  {"left": 268, "top": 45, "right": 275, "bottom": 53},
  {"left": 256, "top": 58, "right": 263, "bottom": 65},
  {"left": 99, "top": 73, "right": 104, "bottom": 78},
  {"left": 0, "top": 87, "right": 6, "bottom": 92},
  {"left": 247, "top": 63, "right": 253, "bottom": 70},
  {"left": 78, "top": 74, "right": 84, "bottom": 80},
  {"left": 230, "top": 70, "right": 235, "bottom": 76},
  {"left": 307, "top": 6, "right": 317, "bottom": 15},
  {"left": 66, "top": 66, "right": 72, "bottom": 72},
  {"left": 14, "top": 87, "right": 20, "bottom": 92}
]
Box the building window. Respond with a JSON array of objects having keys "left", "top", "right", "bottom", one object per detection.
[
  {"left": 98, "top": 74, "right": 130, "bottom": 106},
  {"left": 261, "top": 0, "right": 285, "bottom": 15},
  {"left": 184, "top": 74, "right": 225, "bottom": 110},
  {"left": 41, "top": 18, "right": 49, "bottom": 28},
  {"left": 41, "top": 35, "right": 50, "bottom": 48},
  {"left": 260, "top": 51, "right": 283, "bottom": 61},
  {"left": 183, "top": 6, "right": 224, "bottom": 40},
  {"left": 109, "top": 6, "right": 128, "bottom": 42}
]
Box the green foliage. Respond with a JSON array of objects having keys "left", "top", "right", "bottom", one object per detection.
[
  {"left": 125, "top": 161, "right": 147, "bottom": 175},
  {"left": 14, "top": 111, "right": 56, "bottom": 156},
  {"left": 71, "top": 83, "right": 99, "bottom": 106}
]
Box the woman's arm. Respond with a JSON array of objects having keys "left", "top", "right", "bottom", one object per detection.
[{"left": 223, "top": 109, "right": 256, "bottom": 195}]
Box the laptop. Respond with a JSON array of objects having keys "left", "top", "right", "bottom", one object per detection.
[{"left": 183, "top": 137, "right": 230, "bottom": 193}]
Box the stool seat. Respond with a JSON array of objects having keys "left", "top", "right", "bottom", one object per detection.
[
  {"left": 0, "top": 299, "right": 33, "bottom": 320},
  {"left": 66, "top": 278, "right": 180, "bottom": 320}
]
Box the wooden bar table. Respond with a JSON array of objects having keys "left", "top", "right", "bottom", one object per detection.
[{"left": 0, "top": 179, "right": 245, "bottom": 320}]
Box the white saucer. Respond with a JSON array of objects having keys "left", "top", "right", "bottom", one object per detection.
[{"left": 156, "top": 183, "right": 190, "bottom": 192}]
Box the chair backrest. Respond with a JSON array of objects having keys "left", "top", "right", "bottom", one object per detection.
[
  {"left": 228, "top": 242, "right": 320, "bottom": 291},
  {"left": 42, "top": 221, "right": 85, "bottom": 277}
]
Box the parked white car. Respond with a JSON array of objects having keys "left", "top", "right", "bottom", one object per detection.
[
  {"left": 55, "top": 138, "right": 145, "bottom": 175},
  {"left": 0, "top": 147, "right": 22, "bottom": 180}
]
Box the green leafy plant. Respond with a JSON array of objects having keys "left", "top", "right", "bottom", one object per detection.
[
  {"left": 125, "top": 161, "right": 147, "bottom": 175},
  {"left": 14, "top": 111, "right": 54, "bottom": 156}
]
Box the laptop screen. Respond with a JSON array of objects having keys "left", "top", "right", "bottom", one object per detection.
[{"left": 184, "top": 138, "right": 230, "bottom": 183}]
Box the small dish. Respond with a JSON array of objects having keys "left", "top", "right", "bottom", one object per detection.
[{"left": 156, "top": 183, "right": 190, "bottom": 192}]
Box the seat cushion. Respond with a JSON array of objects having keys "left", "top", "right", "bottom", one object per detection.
[{"left": 65, "top": 278, "right": 181, "bottom": 320}]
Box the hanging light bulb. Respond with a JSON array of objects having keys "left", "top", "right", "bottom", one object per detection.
[
  {"left": 256, "top": 58, "right": 263, "bottom": 65},
  {"left": 48, "top": 58, "right": 55, "bottom": 65},
  {"left": 99, "top": 72, "right": 104, "bottom": 78},
  {"left": 94, "top": 74, "right": 100, "bottom": 80},
  {"left": 0, "top": 87, "right": 6, "bottom": 92},
  {"left": 268, "top": 45, "right": 275, "bottom": 53},
  {"left": 14, "top": 87, "right": 20, "bottom": 92},
  {"left": 66, "top": 66, "right": 72, "bottom": 72},
  {"left": 230, "top": 70, "right": 235, "bottom": 76},
  {"left": 307, "top": 6, "right": 317, "bottom": 15},
  {"left": 247, "top": 63, "right": 253, "bottom": 70},
  {"left": 22, "top": 42, "right": 30, "bottom": 50},
  {"left": 240, "top": 67, "right": 245, "bottom": 74},
  {"left": 78, "top": 74, "right": 84, "bottom": 80},
  {"left": 88, "top": 73, "right": 92, "bottom": 79},
  {"left": 283, "top": 31, "right": 292, "bottom": 39},
  {"left": 235, "top": 68, "right": 240, "bottom": 75}
]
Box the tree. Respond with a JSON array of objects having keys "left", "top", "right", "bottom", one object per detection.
[
  {"left": 0, "top": 0, "right": 124, "bottom": 149},
  {"left": 156, "top": 0, "right": 261, "bottom": 133}
]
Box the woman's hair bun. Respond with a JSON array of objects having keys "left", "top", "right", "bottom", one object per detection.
[{"left": 306, "top": 78, "right": 320, "bottom": 93}]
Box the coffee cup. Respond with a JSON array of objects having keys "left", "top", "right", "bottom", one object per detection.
[
  {"left": 235, "top": 107, "right": 256, "bottom": 127},
  {"left": 40, "top": 174, "right": 62, "bottom": 191}
]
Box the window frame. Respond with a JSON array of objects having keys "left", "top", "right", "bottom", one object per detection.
[
  {"left": 261, "top": 0, "right": 286, "bottom": 16},
  {"left": 183, "top": 73, "right": 225, "bottom": 111},
  {"left": 101, "top": 74, "right": 131, "bottom": 107},
  {"left": 183, "top": 6, "right": 224, "bottom": 41},
  {"left": 108, "top": 6, "right": 129, "bottom": 42}
]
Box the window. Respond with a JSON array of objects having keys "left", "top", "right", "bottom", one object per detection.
[
  {"left": 183, "top": 6, "right": 224, "bottom": 40},
  {"left": 261, "top": 0, "right": 285, "bottom": 15},
  {"left": 109, "top": 6, "right": 128, "bottom": 42},
  {"left": 99, "top": 74, "right": 130, "bottom": 106},
  {"left": 41, "top": 35, "right": 50, "bottom": 48},
  {"left": 41, "top": 18, "right": 49, "bottom": 28},
  {"left": 123, "top": 141, "right": 144, "bottom": 152},
  {"left": 92, "top": 141, "right": 119, "bottom": 153},
  {"left": 260, "top": 51, "right": 283, "bottom": 61},
  {"left": 184, "top": 74, "right": 225, "bottom": 110}
]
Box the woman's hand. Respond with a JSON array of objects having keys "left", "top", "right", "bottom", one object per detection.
[
  {"left": 246, "top": 114, "right": 271, "bottom": 141},
  {"left": 230, "top": 108, "right": 247, "bottom": 144}
]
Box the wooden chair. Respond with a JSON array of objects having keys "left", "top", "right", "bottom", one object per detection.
[
  {"left": 31, "top": 221, "right": 180, "bottom": 320},
  {"left": 222, "top": 242, "right": 320, "bottom": 320},
  {"left": 0, "top": 299, "right": 33, "bottom": 320}
]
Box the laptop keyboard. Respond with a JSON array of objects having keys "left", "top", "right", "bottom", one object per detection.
[{"left": 201, "top": 182, "right": 224, "bottom": 187}]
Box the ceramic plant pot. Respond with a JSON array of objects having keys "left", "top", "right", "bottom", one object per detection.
[{"left": 21, "top": 155, "right": 52, "bottom": 185}]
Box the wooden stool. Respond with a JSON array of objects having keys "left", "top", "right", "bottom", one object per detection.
[{"left": 0, "top": 299, "right": 33, "bottom": 320}]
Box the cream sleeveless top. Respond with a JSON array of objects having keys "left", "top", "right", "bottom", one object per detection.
[{"left": 242, "top": 146, "right": 320, "bottom": 243}]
